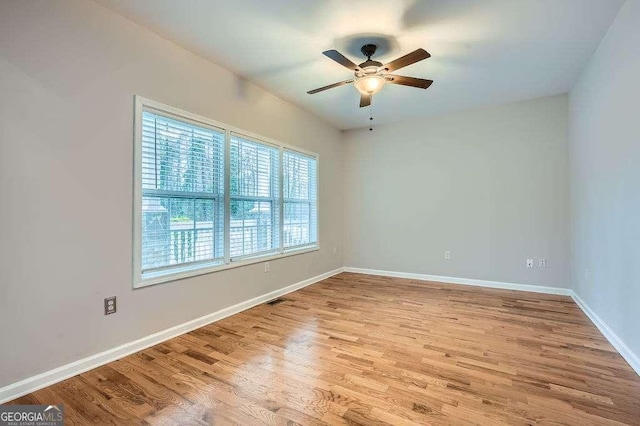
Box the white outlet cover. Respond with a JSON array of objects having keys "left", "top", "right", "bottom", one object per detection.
[
  {"left": 526, "top": 259, "right": 534, "bottom": 268},
  {"left": 444, "top": 251, "right": 451, "bottom": 260}
]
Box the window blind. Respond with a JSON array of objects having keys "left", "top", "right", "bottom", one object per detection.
[
  {"left": 283, "top": 150, "right": 317, "bottom": 248},
  {"left": 141, "top": 110, "right": 225, "bottom": 274},
  {"left": 229, "top": 133, "right": 280, "bottom": 259}
]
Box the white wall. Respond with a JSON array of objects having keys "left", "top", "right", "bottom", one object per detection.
[
  {"left": 569, "top": 0, "right": 640, "bottom": 360},
  {"left": 343, "top": 95, "right": 571, "bottom": 288},
  {"left": 0, "top": 0, "right": 343, "bottom": 387}
]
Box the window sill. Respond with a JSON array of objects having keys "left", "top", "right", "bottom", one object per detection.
[{"left": 135, "top": 245, "right": 319, "bottom": 289}]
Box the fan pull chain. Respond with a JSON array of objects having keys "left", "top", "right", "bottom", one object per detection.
[{"left": 369, "top": 104, "right": 374, "bottom": 131}]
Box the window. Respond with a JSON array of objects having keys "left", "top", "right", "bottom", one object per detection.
[
  {"left": 134, "top": 97, "right": 318, "bottom": 287},
  {"left": 229, "top": 134, "right": 279, "bottom": 259},
  {"left": 283, "top": 150, "right": 317, "bottom": 249},
  {"left": 139, "top": 110, "right": 225, "bottom": 276}
]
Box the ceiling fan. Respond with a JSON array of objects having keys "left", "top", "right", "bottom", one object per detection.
[{"left": 307, "top": 44, "right": 433, "bottom": 108}]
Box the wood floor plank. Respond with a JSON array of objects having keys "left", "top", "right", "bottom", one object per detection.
[{"left": 7, "top": 272, "right": 640, "bottom": 424}]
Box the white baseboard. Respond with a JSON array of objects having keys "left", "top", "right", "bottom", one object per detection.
[
  {"left": 343, "top": 267, "right": 572, "bottom": 296},
  {"left": 0, "top": 267, "right": 344, "bottom": 404},
  {"left": 344, "top": 266, "right": 639, "bottom": 376},
  {"left": 569, "top": 292, "right": 640, "bottom": 376}
]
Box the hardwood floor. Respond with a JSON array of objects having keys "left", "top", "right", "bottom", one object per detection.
[{"left": 9, "top": 272, "right": 640, "bottom": 425}]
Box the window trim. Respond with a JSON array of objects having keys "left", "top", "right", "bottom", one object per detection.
[{"left": 133, "top": 96, "right": 319, "bottom": 288}]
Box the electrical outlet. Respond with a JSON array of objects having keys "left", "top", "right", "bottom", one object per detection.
[
  {"left": 444, "top": 250, "right": 451, "bottom": 260},
  {"left": 332, "top": 247, "right": 337, "bottom": 255},
  {"left": 585, "top": 268, "right": 590, "bottom": 281},
  {"left": 539, "top": 259, "right": 547, "bottom": 268},
  {"left": 104, "top": 296, "right": 116, "bottom": 315},
  {"left": 526, "top": 259, "right": 534, "bottom": 268},
  {"left": 264, "top": 262, "right": 270, "bottom": 273}
]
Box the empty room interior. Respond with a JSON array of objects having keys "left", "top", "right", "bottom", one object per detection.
[{"left": 1, "top": 0, "right": 640, "bottom": 425}]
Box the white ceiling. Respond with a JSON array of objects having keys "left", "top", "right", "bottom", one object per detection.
[{"left": 96, "top": 0, "right": 624, "bottom": 130}]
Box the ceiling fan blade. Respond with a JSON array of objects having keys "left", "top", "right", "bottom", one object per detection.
[
  {"left": 359, "top": 93, "right": 371, "bottom": 108},
  {"left": 383, "top": 48, "right": 431, "bottom": 72},
  {"left": 323, "top": 50, "right": 359, "bottom": 71},
  {"left": 386, "top": 75, "right": 433, "bottom": 89},
  {"left": 307, "top": 79, "right": 354, "bottom": 94}
]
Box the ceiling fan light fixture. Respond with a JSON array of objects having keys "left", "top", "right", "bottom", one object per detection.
[
  {"left": 309, "top": 46, "right": 432, "bottom": 108},
  {"left": 354, "top": 75, "right": 385, "bottom": 95}
]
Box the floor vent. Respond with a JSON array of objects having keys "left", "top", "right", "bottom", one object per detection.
[{"left": 266, "top": 298, "right": 286, "bottom": 306}]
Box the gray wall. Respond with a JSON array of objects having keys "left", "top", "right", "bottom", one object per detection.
[
  {"left": 343, "top": 95, "right": 571, "bottom": 288},
  {"left": 0, "top": 0, "right": 343, "bottom": 387},
  {"left": 569, "top": 0, "right": 640, "bottom": 359}
]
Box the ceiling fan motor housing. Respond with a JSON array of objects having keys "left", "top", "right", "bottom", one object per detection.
[{"left": 358, "top": 61, "right": 383, "bottom": 72}]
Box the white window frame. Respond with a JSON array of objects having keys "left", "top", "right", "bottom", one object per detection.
[{"left": 133, "top": 96, "right": 319, "bottom": 288}]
